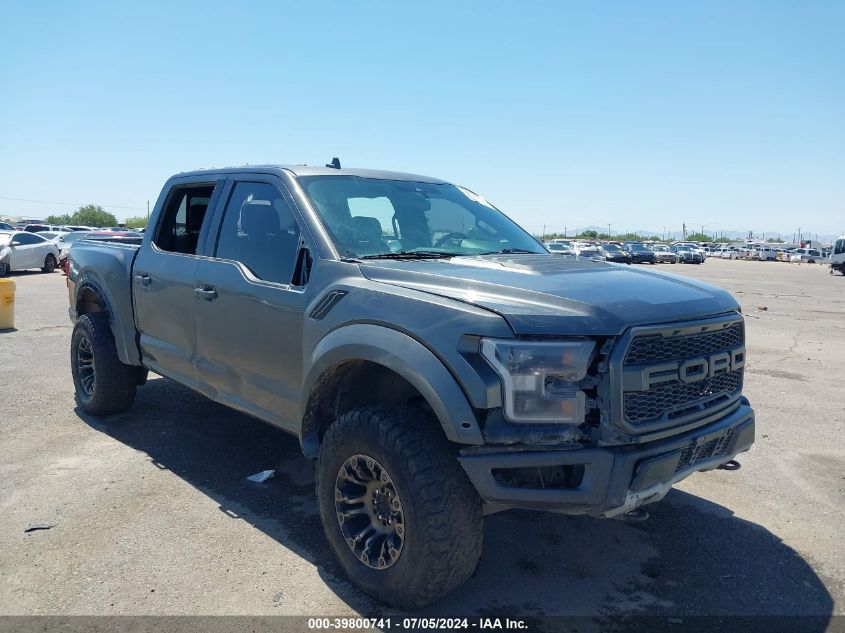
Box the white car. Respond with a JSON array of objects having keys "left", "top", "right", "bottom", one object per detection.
[
  {"left": 830, "top": 236, "right": 845, "bottom": 275},
  {"left": 36, "top": 230, "right": 70, "bottom": 242},
  {"left": 718, "top": 247, "right": 740, "bottom": 259},
  {"left": 0, "top": 230, "right": 61, "bottom": 276},
  {"left": 790, "top": 248, "right": 823, "bottom": 264},
  {"left": 751, "top": 246, "right": 778, "bottom": 261},
  {"left": 572, "top": 242, "right": 603, "bottom": 259},
  {"left": 545, "top": 240, "right": 573, "bottom": 256}
]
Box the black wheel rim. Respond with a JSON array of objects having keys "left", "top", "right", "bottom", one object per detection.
[
  {"left": 76, "top": 335, "right": 95, "bottom": 396},
  {"left": 334, "top": 454, "right": 404, "bottom": 570}
]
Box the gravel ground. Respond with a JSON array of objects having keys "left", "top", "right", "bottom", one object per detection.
[{"left": 0, "top": 259, "right": 843, "bottom": 624}]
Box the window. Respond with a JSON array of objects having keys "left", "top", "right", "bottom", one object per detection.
[
  {"left": 300, "top": 176, "right": 545, "bottom": 257},
  {"left": 154, "top": 184, "right": 216, "bottom": 254},
  {"left": 215, "top": 182, "right": 301, "bottom": 285},
  {"left": 15, "top": 232, "right": 45, "bottom": 245},
  {"left": 835, "top": 240, "right": 845, "bottom": 255}
]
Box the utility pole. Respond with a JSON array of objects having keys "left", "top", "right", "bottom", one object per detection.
[
  {"left": 147, "top": 200, "right": 150, "bottom": 223},
  {"left": 682, "top": 222, "right": 687, "bottom": 240},
  {"left": 542, "top": 224, "right": 546, "bottom": 241}
]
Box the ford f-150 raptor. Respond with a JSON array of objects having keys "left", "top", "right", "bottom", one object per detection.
[{"left": 67, "top": 163, "right": 754, "bottom": 607}]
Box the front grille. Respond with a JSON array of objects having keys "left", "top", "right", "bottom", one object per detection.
[
  {"left": 624, "top": 322, "right": 743, "bottom": 366},
  {"left": 617, "top": 317, "right": 745, "bottom": 431},
  {"left": 624, "top": 369, "right": 743, "bottom": 423},
  {"left": 674, "top": 428, "right": 736, "bottom": 472}
]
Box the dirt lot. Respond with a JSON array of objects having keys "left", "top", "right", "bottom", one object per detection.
[{"left": 1, "top": 258, "right": 843, "bottom": 622}]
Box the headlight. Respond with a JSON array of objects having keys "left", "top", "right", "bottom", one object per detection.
[{"left": 480, "top": 339, "right": 595, "bottom": 424}]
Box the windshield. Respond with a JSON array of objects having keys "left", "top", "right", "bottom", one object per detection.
[
  {"left": 602, "top": 244, "right": 622, "bottom": 253},
  {"left": 629, "top": 244, "right": 650, "bottom": 252},
  {"left": 59, "top": 231, "right": 90, "bottom": 244},
  {"left": 299, "top": 176, "right": 547, "bottom": 258},
  {"left": 547, "top": 243, "right": 568, "bottom": 251}
]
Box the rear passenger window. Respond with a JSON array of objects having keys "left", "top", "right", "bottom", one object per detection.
[
  {"left": 15, "top": 233, "right": 43, "bottom": 245},
  {"left": 154, "top": 184, "right": 216, "bottom": 254},
  {"left": 215, "top": 182, "right": 301, "bottom": 285}
]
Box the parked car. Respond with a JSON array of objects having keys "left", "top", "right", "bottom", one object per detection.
[
  {"left": 672, "top": 242, "right": 707, "bottom": 260},
  {"left": 23, "top": 223, "right": 69, "bottom": 233},
  {"left": 751, "top": 246, "right": 777, "bottom": 261},
  {"left": 572, "top": 242, "right": 603, "bottom": 259},
  {"left": 57, "top": 230, "right": 142, "bottom": 270},
  {"left": 68, "top": 164, "right": 754, "bottom": 608},
  {"left": 651, "top": 245, "right": 678, "bottom": 264},
  {"left": 597, "top": 243, "right": 631, "bottom": 264},
  {"left": 545, "top": 241, "right": 573, "bottom": 256},
  {"left": 37, "top": 230, "right": 70, "bottom": 242},
  {"left": 830, "top": 236, "right": 845, "bottom": 276},
  {"left": 672, "top": 246, "right": 703, "bottom": 264},
  {"left": 718, "top": 247, "right": 740, "bottom": 259},
  {"left": 623, "top": 241, "right": 656, "bottom": 264},
  {"left": 0, "top": 230, "right": 60, "bottom": 275},
  {"left": 0, "top": 221, "right": 13, "bottom": 231},
  {"left": 790, "top": 248, "right": 823, "bottom": 264}
]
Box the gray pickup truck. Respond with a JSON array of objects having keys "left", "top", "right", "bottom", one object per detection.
[{"left": 68, "top": 163, "right": 754, "bottom": 607}]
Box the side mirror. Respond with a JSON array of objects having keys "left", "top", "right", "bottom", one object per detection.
[{"left": 11, "top": 241, "right": 21, "bottom": 246}]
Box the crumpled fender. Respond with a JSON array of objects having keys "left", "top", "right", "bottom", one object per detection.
[{"left": 300, "top": 323, "right": 484, "bottom": 456}]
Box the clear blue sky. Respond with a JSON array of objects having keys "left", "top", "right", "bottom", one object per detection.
[{"left": 1, "top": 1, "right": 842, "bottom": 239}]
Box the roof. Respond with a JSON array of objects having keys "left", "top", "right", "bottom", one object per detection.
[{"left": 174, "top": 164, "right": 449, "bottom": 184}]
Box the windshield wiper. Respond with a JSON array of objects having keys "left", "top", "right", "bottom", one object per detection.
[
  {"left": 359, "top": 251, "right": 459, "bottom": 260},
  {"left": 477, "top": 248, "right": 538, "bottom": 255}
]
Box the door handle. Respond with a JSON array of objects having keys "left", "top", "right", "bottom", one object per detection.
[
  {"left": 194, "top": 286, "right": 217, "bottom": 301},
  {"left": 133, "top": 273, "right": 151, "bottom": 286}
]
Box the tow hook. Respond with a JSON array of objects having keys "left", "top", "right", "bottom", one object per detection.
[
  {"left": 717, "top": 459, "right": 741, "bottom": 471},
  {"left": 621, "top": 508, "right": 649, "bottom": 522}
]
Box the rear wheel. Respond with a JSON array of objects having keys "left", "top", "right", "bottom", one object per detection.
[
  {"left": 41, "top": 254, "right": 57, "bottom": 273},
  {"left": 316, "top": 406, "right": 483, "bottom": 608},
  {"left": 71, "top": 312, "right": 138, "bottom": 415}
]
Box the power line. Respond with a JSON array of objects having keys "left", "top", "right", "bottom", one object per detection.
[{"left": 0, "top": 196, "right": 146, "bottom": 210}]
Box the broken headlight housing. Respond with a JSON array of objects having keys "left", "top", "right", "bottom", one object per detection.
[{"left": 480, "top": 339, "right": 595, "bottom": 424}]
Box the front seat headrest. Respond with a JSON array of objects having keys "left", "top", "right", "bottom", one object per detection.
[{"left": 241, "top": 202, "right": 280, "bottom": 238}]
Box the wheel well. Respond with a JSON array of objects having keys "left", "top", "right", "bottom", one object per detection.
[
  {"left": 77, "top": 287, "right": 105, "bottom": 316},
  {"left": 301, "top": 360, "right": 433, "bottom": 458}
]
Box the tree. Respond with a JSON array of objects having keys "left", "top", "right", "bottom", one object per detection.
[
  {"left": 123, "top": 216, "right": 149, "bottom": 229},
  {"left": 72, "top": 205, "right": 117, "bottom": 228},
  {"left": 45, "top": 213, "right": 72, "bottom": 225},
  {"left": 686, "top": 232, "right": 712, "bottom": 242}
]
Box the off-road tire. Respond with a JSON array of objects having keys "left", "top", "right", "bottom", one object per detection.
[
  {"left": 316, "top": 406, "right": 483, "bottom": 608},
  {"left": 41, "top": 254, "right": 57, "bottom": 273},
  {"left": 71, "top": 312, "right": 137, "bottom": 415}
]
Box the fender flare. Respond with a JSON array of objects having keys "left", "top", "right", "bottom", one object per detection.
[
  {"left": 299, "top": 323, "right": 484, "bottom": 456},
  {"left": 74, "top": 272, "right": 141, "bottom": 366}
]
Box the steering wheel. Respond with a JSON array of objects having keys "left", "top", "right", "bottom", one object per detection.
[{"left": 434, "top": 232, "right": 468, "bottom": 248}]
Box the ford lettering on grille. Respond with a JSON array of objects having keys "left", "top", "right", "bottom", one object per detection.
[{"left": 615, "top": 318, "right": 746, "bottom": 433}]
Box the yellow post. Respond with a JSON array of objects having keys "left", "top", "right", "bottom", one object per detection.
[{"left": 0, "top": 278, "right": 16, "bottom": 330}]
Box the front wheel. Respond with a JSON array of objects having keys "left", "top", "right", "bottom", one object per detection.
[
  {"left": 0, "top": 261, "right": 8, "bottom": 277},
  {"left": 41, "top": 254, "right": 57, "bottom": 273},
  {"left": 316, "top": 406, "right": 483, "bottom": 608},
  {"left": 71, "top": 312, "right": 138, "bottom": 415}
]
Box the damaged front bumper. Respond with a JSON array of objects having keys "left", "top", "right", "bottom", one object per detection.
[{"left": 458, "top": 399, "right": 754, "bottom": 517}]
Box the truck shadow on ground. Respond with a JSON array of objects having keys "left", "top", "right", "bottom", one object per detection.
[{"left": 78, "top": 376, "right": 833, "bottom": 623}]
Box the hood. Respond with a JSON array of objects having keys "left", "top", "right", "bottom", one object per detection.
[{"left": 359, "top": 255, "right": 739, "bottom": 336}]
